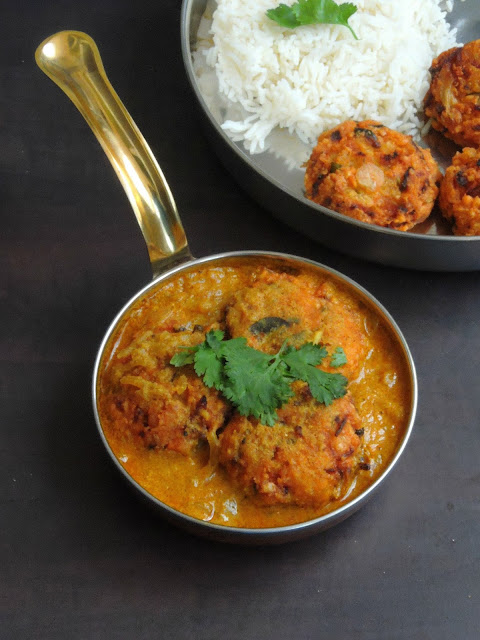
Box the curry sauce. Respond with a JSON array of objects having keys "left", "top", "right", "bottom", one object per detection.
[{"left": 97, "top": 258, "right": 412, "bottom": 528}]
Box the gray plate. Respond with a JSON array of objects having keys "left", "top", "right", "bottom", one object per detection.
[{"left": 181, "top": 0, "right": 480, "bottom": 271}]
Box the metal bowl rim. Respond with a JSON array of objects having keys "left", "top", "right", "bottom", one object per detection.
[{"left": 92, "top": 249, "right": 418, "bottom": 539}]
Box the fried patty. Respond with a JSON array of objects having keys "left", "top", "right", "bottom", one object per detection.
[
  {"left": 304, "top": 119, "right": 441, "bottom": 231},
  {"left": 218, "top": 388, "right": 364, "bottom": 508},
  {"left": 105, "top": 328, "right": 229, "bottom": 456},
  {"left": 424, "top": 39, "right": 480, "bottom": 148},
  {"left": 225, "top": 267, "right": 366, "bottom": 379},
  {"left": 438, "top": 147, "right": 480, "bottom": 236}
]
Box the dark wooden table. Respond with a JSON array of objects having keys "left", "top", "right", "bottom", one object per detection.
[{"left": 1, "top": 1, "right": 479, "bottom": 637}]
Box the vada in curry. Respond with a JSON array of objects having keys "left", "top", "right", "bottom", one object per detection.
[{"left": 97, "top": 259, "right": 411, "bottom": 528}]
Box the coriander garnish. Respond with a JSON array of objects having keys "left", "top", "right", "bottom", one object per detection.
[
  {"left": 171, "top": 330, "right": 348, "bottom": 426},
  {"left": 266, "top": 0, "right": 359, "bottom": 40}
]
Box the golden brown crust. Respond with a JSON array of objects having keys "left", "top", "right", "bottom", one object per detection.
[
  {"left": 103, "top": 328, "right": 229, "bottom": 456},
  {"left": 304, "top": 120, "right": 441, "bottom": 230},
  {"left": 225, "top": 267, "right": 366, "bottom": 379},
  {"left": 219, "top": 390, "right": 364, "bottom": 508},
  {"left": 424, "top": 40, "right": 480, "bottom": 148},
  {"left": 438, "top": 147, "right": 480, "bottom": 235}
]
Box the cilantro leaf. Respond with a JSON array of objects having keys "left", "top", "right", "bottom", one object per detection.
[
  {"left": 193, "top": 343, "right": 223, "bottom": 388},
  {"left": 266, "top": 3, "right": 299, "bottom": 28},
  {"left": 169, "top": 348, "right": 196, "bottom": 367},
  {"left": 283, "top": 342, "right": 328, "bottom": 368},
  {"left": 330, "top": 346, "right": 348, "bottom": 368},
  {"left": 221, "top": 338, "right": 293, "bottom": 426},
  {"left": 170, "top": 331, "right": 348, "bottom": 426},
  {"left": 298, "top": 366, "right": 347, "bottom": 405},
  {"left": 282, "top": 342, "right": 348, "bottom": 405},
  {"left": 267, "top": 0, "right": 358, "bottom": 39},
  {"left": 169, "top": 330, "right": 224, "bottom": 384}
]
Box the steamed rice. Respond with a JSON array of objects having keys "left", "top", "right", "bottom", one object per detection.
[{"left": 193, "top": 0, "right": 465, "bottom": 168}]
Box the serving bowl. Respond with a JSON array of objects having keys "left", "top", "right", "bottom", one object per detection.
[
  {"left": 36, "top": 31, "right": 417, "bottom": 544},
  {"left": 181, "top": 0, "right": 480, "bottom": 271}
]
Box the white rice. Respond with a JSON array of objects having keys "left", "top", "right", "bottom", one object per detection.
[{"left": 193, "top": 0, "right": 465, "bottom": 168}]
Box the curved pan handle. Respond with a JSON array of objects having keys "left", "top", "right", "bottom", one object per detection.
[{"left": 35, "top": 30, "right": 191, "bottom": 278}]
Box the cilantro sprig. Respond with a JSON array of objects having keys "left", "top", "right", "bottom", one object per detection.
[
  {"left": 330, "top": 346, "right": 347, "bottom": 368},
  {"left": 266, "top": 0, "right": 359, "bottom": 40},
  {"left": 170, "top": 330, "right": 348, "bottom": 426}
]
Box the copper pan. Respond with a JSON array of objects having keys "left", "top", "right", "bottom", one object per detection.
[{"left": 35, "top": 31, "right": 417, "bottom": 544}]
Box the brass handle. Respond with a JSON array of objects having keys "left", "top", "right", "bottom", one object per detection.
[{"left": 35, "top": 31, "right": 191, "bottom": 278}]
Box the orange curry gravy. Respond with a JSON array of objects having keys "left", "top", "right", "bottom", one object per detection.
[{"left": 97, "top": 257, "right": 412, "bottom": 528}]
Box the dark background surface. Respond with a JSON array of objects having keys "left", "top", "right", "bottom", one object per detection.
[{"left": 1, "top": 1, "right": 479, "bottom": 638}]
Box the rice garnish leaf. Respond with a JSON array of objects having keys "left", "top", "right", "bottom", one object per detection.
[{"left": 267, "top": 0, "right": 358, "bottom": 39}]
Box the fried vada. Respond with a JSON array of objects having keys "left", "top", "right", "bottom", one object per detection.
[
  {"left": 225, "top": 267, "right": 365, "bottom": 379},
  {"left": 218, "top": 388, "right": 364, "bottom": 508},
  {"left": 424, "top": 39, "right": 480, "bottom": 148},
  {"left": 103, "top": 327, "right": 230, "bottom": 457},
  {"left": 438, "top": 146, "right": 480, "bottom": 236},
  {"left": 304, "top": 120, "right": 441, "bottom": 231}
]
